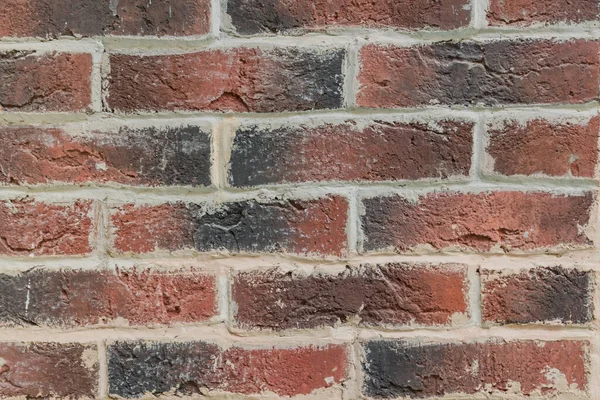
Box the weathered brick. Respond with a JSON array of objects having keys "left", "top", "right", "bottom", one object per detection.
[
  {"left": 0, "top": 51, "right": 92, "bottom": 112},
  {"left": 485, "top": 116, "right": 599, "bottom": 178},
  {"left": 0, "top": 342, "right": 98, "bottom": 398},
  {"left": 481, "top": 267, "right": 593, "bottom": 325},
  {"left": 358, "top": 40, "right": 600, "bottom": 108},
  {"left": 112, "top": 196, "right": 348, "bottom": 256},
  {"left": 227, "top": 0, "right": 470, "bottom": 35},
  {"left": 108, "top": 341, "right": 347, "bottom": 397},
  {"left": 363, "top": 340, "right": 587, "bottom": 397},
  {"left": 361, "top": 191, "right": 594, "bottom": 253},
  {"left": 0, "top": 0, "right": 210, "bottom": 38},
  {"left": 0, "top": 199, "right": 93, "bottom": 256},
  {"left": 488, "top": 0, "right": 600, "bottom": 26},
  {"left": 0, "top": 124, "right": 211, "bottom": 186},
  {"left": 107, "top": 48, "right": 344, "bottom": 113},
  {"left": 0, "top": 268, "right": 216, "bottom": 327},
  {"left": 229, "top": 119, "right": 473, "bottom": 187},
  {"left": 232, "top": 263, "right": 468, "bottom": 330}
]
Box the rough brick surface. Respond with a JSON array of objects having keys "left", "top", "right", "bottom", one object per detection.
[
  {"left": 0, "top": 268, "right": 216, "bottom": 327},
  {"left": 112, "top": 196, "right": 348, "bottom": 256},
  {"left": 358, "top": 40, "right": 600, "bottom": 108},
  {"left": 481, "top": 267, "right": 593, "bottom": 325},
  {"left": 229, "top": 119, "right": 473, "bottom": 186},
  {"left": 363, "top": 340, "right": 588, "bottom": 397},
  {"left": 0, "top": 0, "right": 211, "bottom": 38},
  {"left": 486, "top": 116, "right": 600, "bottom": 178},
  {"left": 232, "top": 263, "right": 468, "bottom": 330},
  {"left": 0, "top": 200, "right": 93, "bottom": 256},
  {"left": 488, "top": 0, "right": 600, "bottom": 26},
  {"left": 107, "top": 48, "right": 345, "bottom": 113},
  {"left": 0, "top": 125, "right": 211, "bottom": 186},
  {"left": 0, "top": 342, "right": 98, "bottom": 398},
  {"left": 362, "top": 191, "right": 594, "bottom": 253},
  {"left": 227, "top": 0, "right": 470, "bottom": 35},
  {"left": 0, "top": 51, "right": 92, "bottom": 112},
  {"left": 108, "top": 341, "right": 347, "bottom": 397}
]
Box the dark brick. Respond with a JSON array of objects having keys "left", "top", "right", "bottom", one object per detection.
[
  {"left": 363, "top": 340, "right": 588, "bottom": 397},
  {"left": 111, "top": 196, "right": 348, "bottom": 256},
  {"left": 0, "top": 124, "right": 211, "bottom": 186},
  {"left": 232, "top": 263, "right": 468, "bottom": 329},
  {"left": 0, "top": 342, "right": 98, "bottom": 398},
  {"left": 107, "top": 47, "right": 345, "bottom": 113},
  {"left": 0, "top": 51, "right": 92, "bottom": 112},
  {"left": 361, "top": 191, "right": 594, "bottom": 253},
  {"left": 358, "top": 40, "right": 600, "bottom": 108},
  {"left": 488, "top": 0, "right": 600, "bottom": 26},
  {"left": 0, "top": 0, "right": 210, "bottom": 38},
  {"left": 108, "top": 341, "right": 347, "bottom": 397},
  {"left": 481, "top": 266, "right": 593, "bottom": 325},
  {"left": 227, "top": 0, "right": 470, "bottom": 35},
  {"left": 229, "top": 119, "right": 473, "bottom": 186}
]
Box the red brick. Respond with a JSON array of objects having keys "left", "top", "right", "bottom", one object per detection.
[
  {"left": 488, "top": 0, "right": 600, "bottom": 26},
  {"left": 486, "top": 116, "right": 599, "bottom": 178},
  {"left": 0, "top": 51, "right": 92, "bottom": 112},
  {"left": 0, "top": 342, "right": 98, "bottom": 398},
  {"left": 227, "top": 0, "right": 470, "bottom": 35},
  {"left": 0, "top": 0, "right": 210, "bottom": 38},
  {"left": 358, "top": 40, "right": 600, "bottom": 108},
  {"left": 0, "top": 199, "right": 93, "bottom": 256},
  {"left": 108, "top": 341, "right": 347, "bottom": 397},
  {"left": 232, "top": 263, "right": 468, "bottom": 330},
  {"left": 481, "top": 267, "right": 593, "bottom": 325},
  {"left": 364, "top": 340, "right": 588, "bottom": 397},
  {"left": 0, "top": 268, "right": 216, "bottom": 327},
  {"left": 112, "top": 196, "right": 348, "bottom": 256},
  {"left": 362, "top": 191, "right": 594, "bottom": 253},
  {"left": 107, "top": 48, "right": 344, "bottom": 113},
  {"left": 0, "top": 124, "right": 211, "bottom": 186},
  {"left": 229, "top": 119, "right": 473, "bottom": 186}
]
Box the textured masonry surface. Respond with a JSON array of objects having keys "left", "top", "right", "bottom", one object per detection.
[{"left": 0, "top": 0, "right": 599, "bottom": 399}]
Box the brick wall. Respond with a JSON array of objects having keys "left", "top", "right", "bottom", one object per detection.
[{"left": 0, "top": 0, "right": 599, "bottom": 399}]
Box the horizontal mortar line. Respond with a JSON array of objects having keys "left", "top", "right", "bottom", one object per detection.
[
  {"left": 1, "top": 102, "right": 599, "bottom": 125},
  {"left": 0, "top": 324, "right": 593, "bottom": 343}
]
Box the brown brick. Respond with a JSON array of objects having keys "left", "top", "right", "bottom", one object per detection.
[
  {"left": 108, "top": 341, "right": 347, "bottom": 397},
  {"left": 486, "top": 116, "right": 599, "bottom": 178},
  {"left": 488, "top": 0, "right": 600, "bottom": 26},
  {"left": 107, "top": 47, "right": 344, "bottom": 113},
  {"left": 0, "top": 199, "right": 93, "bottom": 256},
  {"left": 0, "top": 268, "right": 216, "bottom": 327},
  {"left": 227, "top": 0, "right": 470, "bottom": 35},
  {"left": 0, "top": 124, "right": 212, "bottom": 186},
  {"left": 0, "top": 51, "right": 92, "bottom": 112},
  {"left": 357, "top": 40, "right": 600, "bottom": 108},
  {"left": 0, "top": 342, "right": 98, "bottom": 398},
  {"left": 229, "top": 119, "right": 473, "bottom": 186},
  {"left": 232, "top": 263, "right": 468, "bottom": 330},
  {"left": 361, "top": 191, "right": 594, "bottom": 253},
  {"left": 111, "top": 196, "right": 348, "bottom": 256},
  {"left": 481, "top": 266, "right": 593, "bottom": 325},
  {"left": 363, "top": 340, "right": 588, "bottom": 397},
  {"left": 0, "top": 0, "right": 210, "bottom": 38}
]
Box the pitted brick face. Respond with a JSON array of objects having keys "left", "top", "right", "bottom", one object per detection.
[
  {"left": 358, "top": 40, "right": 600, "bottom": 108},
  {"left": 0, "top": 342, "right": 98, "bottom": 398},
  {"left": 481, "top": 267, "right": 593, "bottom": 325},
  {"left": 226, "top": 0, "right": 471, "bottom": 35},
  {"left": 0, "top": 0, "right": 211, "bottom": 38},
  {"left": 361, "top": 191, "right": 594, "bottom": 253},
  {"left": 229, "top": 119, "right": 473, "bottom": 186},
  {"left": 232, "top": 263, "right": 468, "bottom": 330},
  {"left": 107, "top": 48, "right": 345, "bottom": 113},
  {"left": 362, "top": 340, "right": 588, "bottom": 398},
  {"left": 488, "top": 0, "right": 600, "bottom": 26}
]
